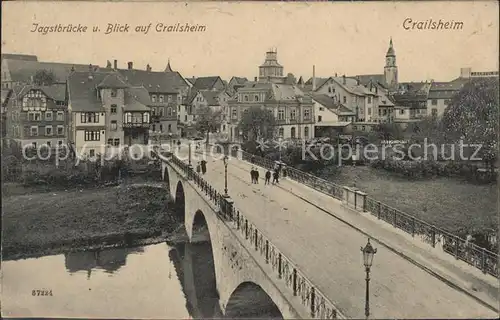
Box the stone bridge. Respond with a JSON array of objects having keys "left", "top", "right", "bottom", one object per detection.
[{"left": 159, "top": 145, "right": 499, "bottom": 319}]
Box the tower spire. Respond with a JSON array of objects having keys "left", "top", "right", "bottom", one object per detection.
[{"left": 165, "top": 58, "right": 173, "bottom": 72}]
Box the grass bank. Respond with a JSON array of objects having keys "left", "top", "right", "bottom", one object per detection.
[{"left": 2, "top": 182, "right": 179, "bottom": 261}]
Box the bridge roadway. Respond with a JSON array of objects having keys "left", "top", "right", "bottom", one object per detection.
[{"left": 174, "top": 147, "right": 498, "bottom": 319}]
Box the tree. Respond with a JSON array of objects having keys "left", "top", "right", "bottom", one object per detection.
[
  {"left": 194, "top": 106, "right": 223, "bottom": 145},
  {"left": 33, "top": 69, "right": 56, "bottom": 86},
  {"left": 373, "top": 123, "right": 404, "bottom": 141},
  {"left": 236, "top": 106, "right": 276, "bottom": 142},
  {"left": 442, "top": 78, "right": 499, "bottom": 170},
  {"left": 407, "top": 115, "right": 445, "bottom": 144}
]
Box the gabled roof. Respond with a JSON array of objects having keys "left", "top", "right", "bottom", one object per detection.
[
  {"left": 2, "top": 53, "right": 38, "bottom": 62},
  {"left": 193, "top": 76, "right": 223, "bottom": 90},
  {"left": 17, "top": 83, "right": 66, "bottom": 101},
  {"left": 117, "top": 69, "right": 189, "bottom": 94},
  {"left": 427, "top": 78, "right": 467, "bottom": 99},
  {"left": 164, "top": 60, "right": 174, "bottom": 72},
  {"left": 183, "top": 87, "right": 199, "bottom": 104},
  {"left": 3, "top": 59, "right": 96, "bottom": 83},
  {"left": 97, "top": 73, "right": 130, "bottom": 89},
  {"left": 353, "top": 74, "right": 387, "bottom": 87},
  {"left": 68, "top": 71, "right": 111, "bottom": 112},
  {"left": 305, "top": 77, "right": 330, "bottom": 89},
  {"left": 200, "top": 90, "right": 220, "bottom": 106},
  {"left": 230, "top": 77, "right": 248, "bottom": 85},
  {"left": 1, "top": 89, "right": 12, "bottom": 106},
  {"left": 309, "top": 93, "right": 355, "bottom": 115},
  {"left": 331, "top": 77, "right": 376, "bottom": 96},
  {"left": 127, "top": 86, "right": 153, "bottom": 106},
  {"left": 186, "top": 77, "right": 197, "bottom": 85}
]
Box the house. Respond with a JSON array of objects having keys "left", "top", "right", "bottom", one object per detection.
[
  {"left": 1, "top": 53, "right": 38, "bottom": 62},
  {"left": 228, "top": 82, "right": 315, "bottom": 141},
  {"left": 5, "top": 82, "right": 69, "bottom": 149},
  {"left": 227, "top": 77, "right": 249, "bottom": 95},
  {"left": 426, "top": 78, "right": 467, "bottom": 117},
  {"left": 67, "top": 70, "right": 154, "bottom": 157},
  {"left": 309, "top": 93, "right": 355, "bottom": 137},
  {"left": 392, "top": 82, "right": 432, "bottom": 128},
  {"left": 192, "top": 76, "right": 226, "bottom": 91}
]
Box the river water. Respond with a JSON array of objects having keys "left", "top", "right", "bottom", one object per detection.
[{"left": 1, "top": 242, "right": 222, "bottom": 319}]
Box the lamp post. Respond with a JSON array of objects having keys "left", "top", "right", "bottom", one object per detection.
[
  {"left": 361, "top": 238, "right": 377, "bottom": 319},
  {"left": 278, "top": 136, "right": 283, "bottom": 162},
  {"left": 223, "top": 155, "right": 229, "bottom": 197},
  {"left": 188, "top": 141, "right": 192, "bottom": 166}
]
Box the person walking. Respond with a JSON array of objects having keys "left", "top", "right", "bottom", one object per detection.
[
  {"left": 254, "top": 168, "right": 260, "bottom": 184},
  {"left": 265, "top": 170, "right": 271, "bottom": 185},
  {"left": 200, "top": 159, "right": 207, "bottom": 175},
  {"left": 250, "top": 167, "right": 255, "bottom": 183},
  {"left": 196, "top": 162, "right": 201, "bottom": 174},
  {"left": 272, "top": 170, "right": 279, "bottom": 184}
]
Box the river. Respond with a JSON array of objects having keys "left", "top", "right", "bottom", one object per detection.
[{"left": 1, "top": 242, "right": 222, "bottom": 319}]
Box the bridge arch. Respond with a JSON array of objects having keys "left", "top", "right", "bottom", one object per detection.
[
  {"left": 190, "top": 210, "right": 221, "bottom": 317},
  {"left": 174, "top": 181, "right": 186, "bottom": 224},
  {"left": 162, "top": 165, "right": 171, "bottom": 192},
  {"left": 225, "top": 281, "right": 283, "bottom": 319}
]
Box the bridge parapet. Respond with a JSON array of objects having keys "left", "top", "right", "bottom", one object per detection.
[{"left": 168, "top": 153, "right": 345, "bottom": 319}]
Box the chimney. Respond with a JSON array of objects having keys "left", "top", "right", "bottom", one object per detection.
[
  {"left": 312, "top": 65, "right": 316, "bottom": 91},
  {"left": 113, "top": 59, "right": 117, "bottom": 70},
  {"left": 146, "top": 64, "right": 151, "bottom": 72},
  {"left": 89, "top": 64, "right": 92, "bottom": 71},
  {"left": 127, "top": 62, "right": 133, "bottom": 70},
  {"left": 343, "top": 75, "right": 346, "bottom": 85},
  {"left": 356, "top": 76, "right": 360, "bottom": 85},
  {"left": 335, "top": 72, "right": 338, "bottom": 77}
]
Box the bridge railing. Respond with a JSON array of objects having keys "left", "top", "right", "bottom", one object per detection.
[
  {"left": 236, "top": 150, "right": 499, "bottom": 279},
  {"left": 169, "top": 153, "right": 344, "bottom": 319}
]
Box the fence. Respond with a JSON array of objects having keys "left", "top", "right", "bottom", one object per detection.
[
  {"left": 238, "top": 150, "right": 499, "bottom": 279},
  {"left": 168, "top": 153, "right": 344, "bottom": 319}
]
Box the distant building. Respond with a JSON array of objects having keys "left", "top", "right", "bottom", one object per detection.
[
  {"left": 426, "top": 78, "right": 468, "bottom": 118},
  {"left": 258, "top": 49, "right": 286, "bottom": 84},
  {"left": 192, "top": 76, "right": 226, "bottom": 91},
  {"left": 459, "top": 68, "right": 498, "bottom": 79}
]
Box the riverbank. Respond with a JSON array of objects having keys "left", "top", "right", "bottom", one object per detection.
[{"left": 2, "top": 182, "right": 180, "bottom": 261}]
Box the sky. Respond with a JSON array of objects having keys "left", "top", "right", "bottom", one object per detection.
[{"left": 2, "top": 1, "right": 498, "bottom": 82}]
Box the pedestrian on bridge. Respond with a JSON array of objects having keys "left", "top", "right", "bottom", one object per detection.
[
  {"left": 265, "top": 170, "right": 271, "bottom": 185},
  {"left": 200, "top": 159, "right": 207, "bottom": 175},
  {"left": 250, "top": 167, "right": 258, "bottom": 184},
  {"left": 272, "top": 170, "right": 279, "bottom": 184},
  {"left": 196, "top": 162, "right": 201, "bottom": 174},
  {"left": 254, "top": 168, "right": 259, "bottom": 184}
]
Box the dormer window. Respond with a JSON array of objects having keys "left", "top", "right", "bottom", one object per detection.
[
  {"left": 111, "top": 89, "right": 117, "bottom": 97},
  {"left": 244, "top": 95, "right": 249, "bottom": 102},
  {"left": 254, "top": 95, "right": 259, "bottom": 102},
  {"left": 151, "top": 95, "right": 157, "bottom": 103},
  {"left": 159, "top": 95, "right": 164, "bottom": 102}
]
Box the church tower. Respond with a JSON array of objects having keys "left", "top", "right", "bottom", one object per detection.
[{"left": 384, "top": 38, "right": 398, "bottom": 90}]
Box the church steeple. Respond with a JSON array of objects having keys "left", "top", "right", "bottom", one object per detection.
[
  {"left": 384, "top": 37, "right": 398, "bottom": 90},
  {"left": 165, "top": 59, "right": 174, "bottom": 72}
]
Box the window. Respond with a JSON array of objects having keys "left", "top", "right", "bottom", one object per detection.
[
  {"left": 57, "top": 125, "right": 64, "bottom": 135},
  {"left": 291, "top": 127, "right": 296, "bottom": 138},
  {"left": 107, "top": 138, "right": 113, "bottom": 145},
  {"left": 45, "top": 111, "right": 53, "bottom": 121},
  {"left": 168, "top": 124, "right": 172, "bottom": 132},
  {"left": 362, "top": 126, "right": 366, "bottom": 131},
  {"left": 31, "top": 126, "right": 38, "bottom": 136},
  {"left": 111, "top": 120, "right": 117, "bottom": 130},
  {"left": 343, "top": 96, "right": 347, "bottom": 104},
  {"left": 431, "top": 108, "right": 438, "bottom": 116},
  {"left": 111, "top": 104, "right": 117, "bottom": 114},
  {"left": 151, "top": 95, "right": 157, "bottom": 103},
  {"left": 159, "top": 95, "right": 164, "bottom": 103},
  {"left": 367, "top": 97, "right": 372, "bottom": 104},
  {"left": 168, "top": 95, "right": 172, "bottom": 102},
  {"left": 46, "top": 141, "right": 51, "bottom": 147},
  {"left": 399, "top": 109, "right": 404, "bottom": 115},
  {"left": 231, "top": 108, "right": 237, "bottom": 119},
  {"left": 111, "top": 89, "right": 117, "bottom": 97},
  {"left": 89, "top": 149, "right": 95, "bottom": 157},
  {"left": 278, "top": 127, "right": 284, "bottom": 137},
  {"left": 255, "top": 95, "right": 259, "bottom": 102},
  {"left": 328, "top": 87, "right": 332, "bottom": 93},
  {"left": 244, "top": 95, "right": 249, "bottom": 102},
  {"left": 184, "top": 115, "right": 187, "bottom": 121},
  {"left": 143, "top": 112, "right": 150, "bottom": 123},
  {"left": 304, "top": 127, "right": 309, "bottom": 139},
  {"left": 290, "top": 109, "right": 297, "bottom": 120},
  {"left": 431, "top": 99, "right": 437, "bottom": 105},
  {"left": 444, "top": 99, "right": 451, "bottom": 105},
  {"left": 159, "top": 124, "right": 163, "bottom": 132},
  {"left": 368, "top": 108, "right": 371, "bottom": 115},
  {"left": 84, "top": 130, "right": 101, "bottom": 141},
  {"left": 303, "top": 108, "right": 311, "bottom": 120},
  {"left": 319, "top": 107, "right": 324, "bottom": 111},
  {"left": 113, "top": 139, "right": 120, "bottom": 146},
  {"left": 278, "top": 109, "right": 285, "bottom": 120},
  {"left": 81, "top": 113, "right": 99, "bottom": 123},
  {"left": 56, "top": 111, "right": 64, "bottom": 121},
  {"left": 58, "top": 140, "right": 63, "bottom": 145},
  {"left": 32, "top": 142, "right": 37, "bottom": 148},
  {"left": 159, "top": 108, "right": 164, "bottom": 117},
  {"left": 166, "top": 107, "right": 173, "bottom": 116},
  {"left": 318, "top": 115, "right": 322, "bottom": 122},
  {"left": 383, "top": 109, "right": 388, "bottom": 116}
]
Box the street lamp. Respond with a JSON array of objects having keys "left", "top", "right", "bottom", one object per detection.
[
  {"left": 361, "top": 238, "right": 377, "bottom": 319},
  {"left": 223, "top": 155, "right": 229, "bottom": 197},
  {"left": 278, "top": 136, "right": 283, "bottom": 162},
  {"left": 188, "top": 141, "right": 192, "bottom": 166}
]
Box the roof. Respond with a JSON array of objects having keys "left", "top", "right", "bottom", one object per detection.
[
  {"left": 427, "top": 78, "right": 467, "bottom": 99},
  {"left": 117, "top": 69, "right": 189, "bottom": 94},
  {"left": 3, "top": 59, "right": 95, "bottom": 83},
  {"left": 183, "top": 87, "right": 199, "bottom": 104},
  {"left": 186, "top": 77, "right": 197, "bottom": 85},
  {"left": 124, "top": 87, "right": 151, "bottom": 111},
  {"left": 236, "top": 82, "right": 311, "bottom": 103},
  {"left": 68, "top": 71, "right": 111, "bottom": 112},
  {"left": 2, "top": 53, "right": 38, "bottom": 62},
  {"left": 17, "top": 83, "right": 66, "bottom": 101},
  {"left": 310, "top": 93, "right": 337, "bottom": 109},
  {"left": 97, "top": 73, "right": 130, "bottom": 89},
  {"left": 164, "top": 60, "right": 174, "bottom": 72},
  {"left": 386, "top": 38, "right": 395, "bottom": 57},
  {"left": 332, "top": 77, "right": 376, "bottom": 96},
  {"left": 305, "top": 77, "right": 330, "bottom": 89},
  {"left": 231, "top": 77, "right": 248, "bottom": 85},
  {"left": 315, "top": 121, "right": 352, "bottom": 127},
  {"left": 193, "top": 76, "right": 222, "bottom": 90},
  {"left": 354, "top": 74, "right": 387, "bottom": 87},
  {"left": 200, "top": 90, "right": 220, "bottom": 106},
  {"left": 1, "top": 89, "right": 12, "bottom": 105}
]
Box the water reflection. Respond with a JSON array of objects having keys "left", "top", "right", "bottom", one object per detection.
[{"left": 64, "top": 247, "right": 144, "bottom": 278}]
